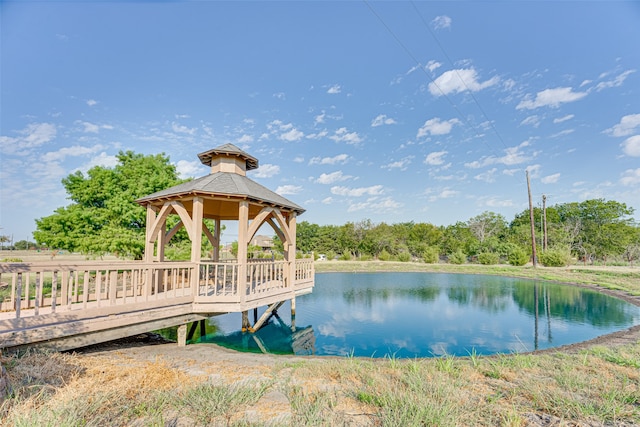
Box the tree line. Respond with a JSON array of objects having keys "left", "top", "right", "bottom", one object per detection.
[
  {"left": 28, "top": 150, "right": 640, "bottom": 266},
  {"left": 287, "top": 199, "right": 640, "bottom": 266}
]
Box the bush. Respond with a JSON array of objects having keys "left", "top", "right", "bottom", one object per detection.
[
  {"left": 378, "top": 249, "right": 391, "bottom": 261},
  {"left": 326, "top": 250, "right": 336, "bottom": 261},
  {"left": 422, "top": 246, "right": 439, "bottom": 264},
  {"left": 397, "top": 252, "right": 411, "bottom": 262},
  {"left": 359, "top": 254, "right": 373, "bottom": 261},
  {"left": 448, "top": 250, "right": 466, "bottom": 265},
  {"left": 478, "top": 252, "right": 499, "bottom": 265},
  {"left": 539, "top": 248, "right": 571, "bottom": 267},
  {"left": 338, "top": 252, "right": 352, "bottom": 261},
  {"left": 507, "top": 247, "right": 529, "bottom": 266}
]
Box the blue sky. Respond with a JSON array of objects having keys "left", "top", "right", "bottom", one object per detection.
[{"left": 1, "top": 1, "right": 640, "bottom": 243}]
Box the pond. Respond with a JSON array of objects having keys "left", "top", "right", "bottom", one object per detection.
[{"left": 193, "top": 272, "right": 640, "bottom": 358}]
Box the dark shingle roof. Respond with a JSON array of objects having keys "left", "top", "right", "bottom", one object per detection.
[{"left": 136, "top": 172, "right": 305, "bottom": 214}]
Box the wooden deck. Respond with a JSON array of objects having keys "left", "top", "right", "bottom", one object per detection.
[{"left": 0, "top": 259, "right": 314, "bottom": 351}]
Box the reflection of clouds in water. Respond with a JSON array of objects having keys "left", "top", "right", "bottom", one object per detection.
[
  {"left": 429, "top": 341, "right": 454, "bottom": 356},
  {"left": 317, "top": 308, "right": 385, "bottom": 338},
  {"left": 319, "top": 343, "right": 354, "bottom": 357}
]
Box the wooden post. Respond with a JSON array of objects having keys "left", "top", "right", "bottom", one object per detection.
[
  {"left": 238, "top": 201, "right": 249, "bottom": 303},
  {"left": 177, "top": 324, "right": 187, "bottom": 347},
  {"left": 288, "top": 212, "right": 297, "bottom": 289},
  {"left": 190, "top": 197, "right": 204, "bottom": 263},
  {"left": 213, "top": 218, "right": 221, "bottom": 261},
  {"left": 157, "top": 219, "right": 166, "bottom": 262},
  {"left": 527, "top": 170, "right": 538, "bottom": 268},
  {"left": 144, "top": 204, "right": 157, "bottom": 262},
  {"left": 241, "top": 310, "right": 250, "bottom": 332}
]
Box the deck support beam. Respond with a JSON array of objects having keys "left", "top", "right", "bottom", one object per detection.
[{"left": 249, "top": 300, "right": 285, "bottom": 333}]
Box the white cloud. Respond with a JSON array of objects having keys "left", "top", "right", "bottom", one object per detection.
[
  {"left": 293, "top": 156, "right": 305, "bottom": 163},
  {"left": 426, "top": 60, "right": 442, "bottom": 73},
  {"left": 306, "top": 130, "right": 328, "bottom": 140},
  {"left": 321, "top": 197, "right": 333, "bottom": 204},
  {"left": 276, "top": 185, "right": 303, "bottom": 195},
  {"left": 516, "top": 87, "right": 588, "bottom": 110},
  {"left": 606, "top": 114, "right": 640, "bottom": 137},
  {"left": 347, "top": 196, "right": 402, "bottom": 213},
  {"left": 417, "top": 118, "right": 460, "bottom": 137},
  {"left": 252, "top": 163, "right": 280, "bottom": 178},
  {"left": 595, "top": 69, "right": 635, "bottom": 91},
  {"left": 315, "top": 171, "right": 353, "bottom": 184},
  {"left": 481, "top": 197, "right": 514, "bottom": 208},
  {"left": 309, "top": 154, "right": 349, "bottom": 165},
  {"left": 621, "top": 135, "right": 640, "bottom": 157},
  {"left": 620, "top": 168, "right": 640, "bottom": 186},
  {"left": 427, "top": 188, "right": 459, "bottom": 202},
  {"left": 273, "top": 92, "right": 286, "bottom": 100},
  {"left": 0, "top": 122, "right": 56, "bottom": 155},
  {"left": 175, "top": 160, "right": 204, "bottom": 178},
  {"left": 86, "top": 99, "right": 98, "bottom": 106},
  {"left": 237, "top": 134, "right": 254, "bottom": 144},
  {"left": 424, "top": 151, "right": 448, "bottom": 166},
  {"left": 465, "top": 141, "right": 532, "bottom": 168},
  {"left": 553, "top": 114, "right": 574, "bottom": 124},
  {"left": 526, "top": 164, "right": 542, "bottom": 178},
  {"left": 550, "top": 129, "right": 574, "bottom": 138},
  {"left": 172, "top": 122, "right": 196, "bottom": 135},
  {"left": 428, "top": 68, "right": 499, "bottom": 97},
  {"left": 520, "top": 115, "right": 541, "bottom": 127},
  {"left": 541, "top": 173, "right": 561, "bottom": 184},
  {"left": 329, "top": 127, "right": 362, "bottom": 145},
  {"left": 42, "top": 144, "right": 105, "bottom": 162},
  {"left": 280, "top": 127, "right": 304, "bottom": 142},
  {"left": 381, "top": 156, "right": 413, "bottom": 171},
  {"left": 331, "top": 185, "right": 383, "bottom": 197},
  {"left": 371, "top": 114, "right": 397, "bottom": 127},
  {"left": 327, "top": 84, "right": 341, "bottom": 94},
  {"left": 474, "top": 168, "right": 498, "bottom": 183},
  {"left": 78, "top": 152, "right": 118, "bottom": 172},
  {"left": 77, "top": 121, "right": 113, "bottom": 134},
  {"left": 314, "top": 112, "right": 326, "bottom": 124},
  {"left": 432, "top": 15, "right": 452, "bottom": 30}
]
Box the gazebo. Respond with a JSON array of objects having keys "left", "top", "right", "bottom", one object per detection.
[
  {"left": 0, "top": 144, "right": 313, "bottom": 350},
  {"left": 135, "top": 143, "right": 314, "bottom": 333}
]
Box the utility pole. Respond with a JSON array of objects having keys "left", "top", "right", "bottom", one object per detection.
[
  {"left": 542, "top": 194, "right": 548, "bottom": 251},
  {"left": 527, "top": 170, "right": 537, "bottom": 267}
]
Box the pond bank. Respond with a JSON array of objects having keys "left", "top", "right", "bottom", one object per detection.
[{"left": 2, "top": 262, "right": 639, "bottom": 426}]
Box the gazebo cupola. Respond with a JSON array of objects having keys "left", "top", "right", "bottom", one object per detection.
[{"left": 198, "top": 143, "right": 259, "bottom": 176}]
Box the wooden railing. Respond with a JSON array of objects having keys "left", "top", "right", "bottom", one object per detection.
[
  {"left": 1, "top": 259, "right": 315, "bottom": 320},
  {"left": 0, "top": 261, "right": 195, "bottom": 319}
]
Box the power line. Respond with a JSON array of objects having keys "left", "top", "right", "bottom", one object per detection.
[
  {"left": 410, "top": 1, "right": 509, "bottom": 150},
  {"left": 363, "top": 0, "right": 501, "bottom": 158}
]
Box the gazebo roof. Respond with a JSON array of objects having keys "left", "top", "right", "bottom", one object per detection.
[{"left": 136, "top": 144, "right": 304, "bottom": 215}]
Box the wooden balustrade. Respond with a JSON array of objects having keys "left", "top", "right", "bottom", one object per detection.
[{"left": 1, "top": 259, "right": 315, "bottom": 321}]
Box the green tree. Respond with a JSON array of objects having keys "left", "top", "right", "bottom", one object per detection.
[{"left": 34, "top": 151, "right": 184, "bottom": 259}]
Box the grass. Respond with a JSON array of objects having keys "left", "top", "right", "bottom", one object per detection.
[{"left": 1, "top": 261, "right": 639, "bottom": 425}]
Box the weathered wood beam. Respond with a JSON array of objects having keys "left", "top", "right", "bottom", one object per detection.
[{"left": 250, "top": 300, "right": 285, "bottom": 333}]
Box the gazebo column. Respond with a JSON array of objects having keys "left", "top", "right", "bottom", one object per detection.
[
  {"left": 287, "top": 212, "right": 297, "bottom": 316},
  {"left": 144, "top": 204, "right": 159, "bottom": 263},
  {"left": 190, "top": 197, "right": 204, "bottom": 263},
  {"left": 156, "top": 219, "right": 166, "bottom": 262},
  {"left": 237, "top": 201, "right": 249, "bottom": 304},
  {"left": 213, "top": 218, "right": 221, "bottom": 261}
]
